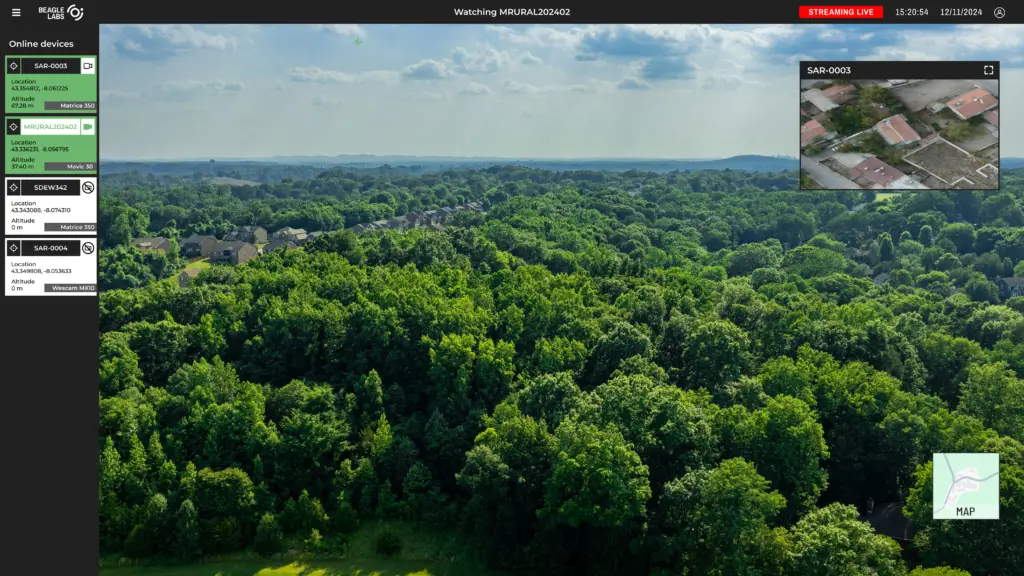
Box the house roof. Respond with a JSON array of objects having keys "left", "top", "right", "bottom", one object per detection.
[
  {"left": 265, "top": 240, "right": 297, "bottom": 251},
  {"left": 215, "top": 240, "right": 253, "bottom": 251},
  {"left": 999, "top": 277, "right": 1024, "bottom": 286},
  {"left": 801, "top": 119, "right": 828, "bottom": 146},
  {"left": 875, "top": 114, "right": 921, "bottom": 145},
  {"left": 134, "top": 237, "right": 167, "bottom": 247},
  {"left": 182, "top": 234, "right": 215, "bottom": 244},
  {"left": 984, "top": 109, "right": 999, "bottom": 127},
  {"left": 821, "top": 84, "right": 856, "bottom": 101},
  {"left": 946, "top": 88, "right": 998, "bottom": 119},
  {"left": 848, "top": 156, "right": 905, "bottom": 187},
  {"left": 235, "top": 225, "right": 263, "bottom": 232}
]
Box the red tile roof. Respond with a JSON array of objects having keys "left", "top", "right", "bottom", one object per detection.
[
  {"left": 984, "top": 110, "right": 999, "bottom": 127},
  {"left": 801, "top": 119, "right": 827, "bottom": 146},
  {"left": 848, "top": 156, "right": 905, "bottom": 187},
  {"left": 947, "top": 88, "right": 998, "bottom": 119},
  {"left": 875, "top": 114, "right": 921, "bottom": 145},
  {"left": 821, "top": 84, "right": 857, "bottom": 101}
]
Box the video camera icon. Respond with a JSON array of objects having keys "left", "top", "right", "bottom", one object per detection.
[{"left": 81, "top": 57, "right": 95, "bottom": 74}]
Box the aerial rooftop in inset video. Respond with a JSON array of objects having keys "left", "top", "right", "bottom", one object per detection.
[{"left": 800, "top": 78, "right": 999, "bottom": 190}]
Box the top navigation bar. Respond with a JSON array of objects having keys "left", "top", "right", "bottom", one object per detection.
[{"left": 3, "top": 2, "right": 1019, "bottom": 24}]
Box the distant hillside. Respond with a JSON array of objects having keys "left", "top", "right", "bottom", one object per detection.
[
  {"left": 266, "top": 154, "right": 799, "bottom": 173},
  {"left": 100, "top": 155, "right": 799, "bottom": 177},
  {"left": 1003, "top": 158, "right": 1024, "bottom": 169}
]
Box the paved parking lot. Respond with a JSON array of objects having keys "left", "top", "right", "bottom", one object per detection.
[{"left": 892, "top": 79, "right": 976, "bottom": 111}]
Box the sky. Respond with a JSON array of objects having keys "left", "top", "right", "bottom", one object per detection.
[{"left": 98, "top": 23, "right": 1024, "bottom": 160}]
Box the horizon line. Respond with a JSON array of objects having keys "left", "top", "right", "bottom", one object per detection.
[{"left": 99, "top": 154, "right": 801, "bottom": 163}]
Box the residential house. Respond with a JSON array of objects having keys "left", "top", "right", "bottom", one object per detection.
[
  {"left": 997, "top": 277, "right": 1024, "bottom": 299},
  {"left": 381, "top": 218, "right": 406, "bottom": 231},
  {"left": 847, "top": 156, "right": 906, "bottom": 189},
  {"left": 886, "top": 175, "right": 928, "bottom": 189},
  {"left": 210, "top": 241, "right": 257, "bottom": 265},
  {"left": 428, "top": 223, "right": 445, "bottom": 232},
  {"left": 263, "top": 239, "right": 298, "bottom": 253},
  {"left": 875, "top": 114, "right": 921, "bottom": 146},
  {"left": 273, "top": 226, "right": 308, "bottom": 244},
  {"left": 873, "top": 273, "right": 890, "bottom": 286},
  {"left": 439, "top": 207, "right": 456, "bottom": 222},
  {"left": 946, "top": 88, "right": 998, "bottom": 120},
  {"left": 405, "top": 212, "right": 425, "bottom": 228},
  {"left": 177, "top": 267, "right": 202, "bottom": 288},
  {"left": 350, "top": 223, "right": 369, "bottom": 233},
  {"left": 306, "top": 231, "right": 325, "bottom": 242},
  {"left": 225, "top": 225, "right": 267, "bottom": 244},
  {"left": 801, "top": 88, "right": 839, "bottom": 112},
  {"left": 180, "top": 234, "right": 217, "bottom": 259},
  {"left": 133, "top": 237, "right": 170, "bottom": 253},
  {"left": 422, "top": 210, "right": 441, "bottom": 225},
  {"left": 801, "top": 119, "right": 828, "bottom": 147},
  {"left": 821, "top": 84, "right": 857, "bottom": 104}
]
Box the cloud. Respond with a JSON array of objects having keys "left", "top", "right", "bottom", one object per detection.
[
  {"left": 617, "top": 77, "right": 649, "bottom": 90},
  {"left": 503, "top": 80, "right": 539, "bottom": 94},
  {"left": 640, "top": 56, "right": 697, "bottom": 80},
  {"left": 859, "top": 33, "right": 875, "bottom": 40},
  {"left": 100, "top": 90, "right": 138, "bottom": 103},
  {"left": 701, "top": 74, "right": 759, "bottom": 90},
  {"left": 488, "top": 24, "right": 801, "bottom": 82},
  {"left": 402, "top": 59, "right": 453, "bottom": 80},
  {"left": 485, "top": 25, "right": 584, "bottom": 49},
  {"left": 817, "top": 28, "right": 846, "bottom": 42},
  {"left": 107, "top": 25, "right": 238, "bottom": 61},
  {"left": 459, "top": 83, "right": 491, "bottom": 96},
  {"left": 310, "top": 24, "right": 367, "bottom": 37},
  {"left": 503, "top": 80, "right": 597, "bottom": 95},
  {"left": 519, "top": 52, "right": 543, "bottom": 65},
  {"left": 856, "top": 24, "right": 1024, "bottom": 65},
  {"left": 403, "top": 46, "right": 513, "bottom": 80},
  {"left": 451, "top": 46, "right": 512, "bottom": 74},
  {"left": 148, "top": 79, "right": 244, "bottom": 101},
  {"left": 311, "top": 95, "right": 343, "bottom": 106},
  {"left": 288, "top": 66, "right": 398, "bottom": 83}
]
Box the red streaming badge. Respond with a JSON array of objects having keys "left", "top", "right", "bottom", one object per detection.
[{"left": 799, "top": 6, "right": 884, "bottom": 18}]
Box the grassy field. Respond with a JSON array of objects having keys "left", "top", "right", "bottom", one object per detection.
[
  {"left": 875, "top": 192, "right": 903, "bottom": 201},
  {"left": 100, "top": 559, "right": 482, "bottom": 576},
  {"left": 185, "top": 259, "right": 211, "bottom": 270}
]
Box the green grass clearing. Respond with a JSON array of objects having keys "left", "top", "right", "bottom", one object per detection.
[
  {"left": 875, "top": 192, "right": 903, "bottom": 201},
  {"left": 99, "top": 558, "right": 484, "bottom": 576},
  {"left": 186, "top": 259, "right": 211, "bottom": 270}
]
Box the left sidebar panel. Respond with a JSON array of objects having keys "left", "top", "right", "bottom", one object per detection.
[{"left": 3, "top": 4, "right": 99, "bottom": 574}]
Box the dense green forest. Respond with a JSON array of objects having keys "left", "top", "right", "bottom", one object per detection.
[{"left": 99, "top": 165, "right": 1024, "bottom": 575}]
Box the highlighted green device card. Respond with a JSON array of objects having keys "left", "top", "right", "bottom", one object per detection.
[
  {"left": 5, "top": 56, "right": 97, "bottom": 114},
  {"left": 6, "top": 117, "right": 96, "bottom": 174}
]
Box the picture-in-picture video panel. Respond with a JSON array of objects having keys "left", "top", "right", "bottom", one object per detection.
[{"left": 799, "top": 61, "right": 1000, "bottom": 191}]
